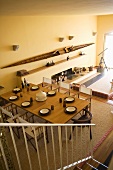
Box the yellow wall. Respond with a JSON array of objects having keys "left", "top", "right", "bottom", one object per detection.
[
  {"left": 97, "top": 14, "right": 113, "bottom": 65},
  {"left": 0, "top": 15, "right": 97, "bottom": 93}
]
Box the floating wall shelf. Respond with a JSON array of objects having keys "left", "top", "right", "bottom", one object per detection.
[{"left": 1, "top": 43, "right": 94, "bottom": 69}]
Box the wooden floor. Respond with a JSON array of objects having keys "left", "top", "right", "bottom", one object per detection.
[
  {"left": 73, "top": 95, "right": 113, "bottom": 170},
  {"left": 74, "top": 70, "right": 113, "bottom": 170},
  {"left": 78, "top": 128, "right": 113, "bottom": 170},
  {"left": 73, "top": 68, "right": 113, "bottom": 170}
]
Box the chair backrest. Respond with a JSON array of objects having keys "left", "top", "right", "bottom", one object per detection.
[
  {"left": 0, "top": 106, "right": 14, "bottom": 118},
  {"left": 72, "top": 109, "right": 92, "bottom": 123},
  {"left": 79, "top": 85, "right": 92, "bottom": 96},
  {"left": 18, "top": 117, "right": 28, "bottom": 123},
  {"left": 59, "top": 81, "right": 70, "bottom": 90},
  {"left": 43, "top": 77, "right": 52, "bottom": 84},
  {"left": 18, "top": 117, "right": 43, "bottom": 137}
]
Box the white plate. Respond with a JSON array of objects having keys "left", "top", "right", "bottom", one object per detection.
[
  {"left": 65, "top": 106, "right": 77, "bottom": 113},
  {"left": 47, "top": 90, "right": 56, "bottom": 95},
  {"left": 36, "top": 97, "right": 47, "bottom": 102},
  {"left": 31, "top": 86, "right": 39, "bottom": 90},
  {"left": 65, "top": 97, "right": 75, "bottom": 103},
  {"left": 13, "top": 88, "right": 20, "bottom": 92},
  {"left": 21, "top": 101, "right": 30, "bottom": 107},
  {"left": 40, "top": 108, "right": 50, "bottom": 114},
  {"left": 9, "top": 95, "right": 18, "bottom": 100}
]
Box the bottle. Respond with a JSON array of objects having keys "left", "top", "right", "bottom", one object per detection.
[
  {"left": 24, "top": 78, "right": 26, "bottom": 86},
  {"left": 21, "top": 81, "right": 24, "bottom": 89}
]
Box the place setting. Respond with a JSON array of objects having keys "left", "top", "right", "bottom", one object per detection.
[
  {"left": 64, "top": 96, "right": 75, "bottom": 103},
  {"left": 21, "top": 101, "right": 32, "bottom": 108},
  {"left": 21, "top": 97, "right": 33, "bottom": 108},
  {"left": 9, "top": 95, "right": 19, "bottom": 101},
  {"left": 30, "top": 85, "right": 39, "bottom": 91},
  {"left": 64, "top": 106, "right": 77, "bottom": 114},
  {"left": 47, "top": 90, "right": 56, "bottom": 97},
  {"left": 12, "top": 87, "right": 21, "bottom": 94},
  {"left": 39, "top": 108, "right": 51, "bottom": 116}
]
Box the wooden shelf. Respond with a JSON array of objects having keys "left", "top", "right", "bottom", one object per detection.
[
  {"left": 2, "top": 43, "right": 94, "bottom": 69},
  {"left": 28, "top": 54, "right": 82, "bottom": 75}
]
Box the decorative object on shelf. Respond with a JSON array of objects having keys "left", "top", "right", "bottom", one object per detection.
[
  {"left": 59, "top": 37, "right": 64, "bottom": 42},
  {"left": 64, "top": 47, "right": 69, "bottom": 53},
  {"left": 82, "top": 67, "right": 86, "bottom": 71},
  {"left": 46, "top": 61, "right": 55, "bottom": 67},
  {"left": 12, "top": 45, "right": 19, "bottom": 51},
  {"left": 17, "top": 69, "right": 29, "bottom": 76},
  {"left": 92, "top": 32, "right": 97, "bottom": 36},
  {"left": 53, "top": 50, "right": 60, "bottom": 56},
  {"left": 88, "top": 66, "right": 93, "bottom": 71},
  {"left": 79, "top": 51, "right": 85, "bottom": 55},
  {"left": 69, "top": 35, "right": 74, "bottom": 40},
  {"left": 67, "top": 56, "right": 69, "bottom": 61},
  {"left": 1, "top": 43, "right": 94, "bottom": 69}
]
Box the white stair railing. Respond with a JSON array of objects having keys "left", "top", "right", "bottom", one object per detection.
[{"left": 0, "top": 123, "right": 95, "bottom": 170}]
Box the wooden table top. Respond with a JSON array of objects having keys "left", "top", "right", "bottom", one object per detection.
[{"left": 1, "top": 84, "right": 89, "bottom": 124}]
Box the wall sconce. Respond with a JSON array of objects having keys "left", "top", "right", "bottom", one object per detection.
[
  {"left": 13, "top": 45, "right": 19, "bottom": 51},
  {"left": 92, "top": 32, "right": 97, "bottom": 36},
  {"left": 59, "top": 37, "right": 64, "bottom": 42},
  {"left": 69, "top": 35, "right": 74, "bottom": 40}
]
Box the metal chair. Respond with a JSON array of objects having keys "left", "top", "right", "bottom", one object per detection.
[
  {"left": 0, "top": 105, "right": 34, "bottom": 138},
  {"left": 58, "top": 81, "right": 78, "bottom": 97},
  {"left": 58, "top": 81, "right": 71, "bottom": 94},
  {"left": 69, "top": 109, "right": 92, "bottom": 140},
  {"left": 78, "top": 85, "right": 92, "bottom": 111},
  {"left": 42, "top": 77, "right": 52, "bottom": 89},
  {"left": 18, "top": 117, "right": 49, "bottom": 151},
  {"left": 2, "top": 102, "right": 18, "bottom": 115},
  {"left": 0, "top": 106, "right": 25, "bottom": 138}
]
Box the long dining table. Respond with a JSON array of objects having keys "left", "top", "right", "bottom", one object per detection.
[{"left": 0, "top": 83, "right": 89, "bottom": 124}]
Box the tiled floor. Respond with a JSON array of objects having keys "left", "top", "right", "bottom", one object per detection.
[
  {"left": 78, "top": 68, "right": 113, "bottom": 94},
  {"left": 87, "top": 69, "right": 113, "bottom": 94}
]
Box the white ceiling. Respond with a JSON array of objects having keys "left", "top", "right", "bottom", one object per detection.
[{"left": 0, "top": 0, "right": 113, "bottom": 16}]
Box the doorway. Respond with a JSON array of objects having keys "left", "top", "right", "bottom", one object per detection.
[{"left": 104, "top": 33, "right": 113, "bottom": 69}]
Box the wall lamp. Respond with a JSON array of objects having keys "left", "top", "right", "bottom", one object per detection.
[
  {"left": 69, "top": 35, "right": 74, "bottom": 40},
  {"left": 13, "top": 45, "right": 19, "bottom": 51},
  {"left": 92, "top": 32, "right": 97, "bottom": 36},
  {"left": 59, "top": 37, "right": 64, "bottom": 42}
]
